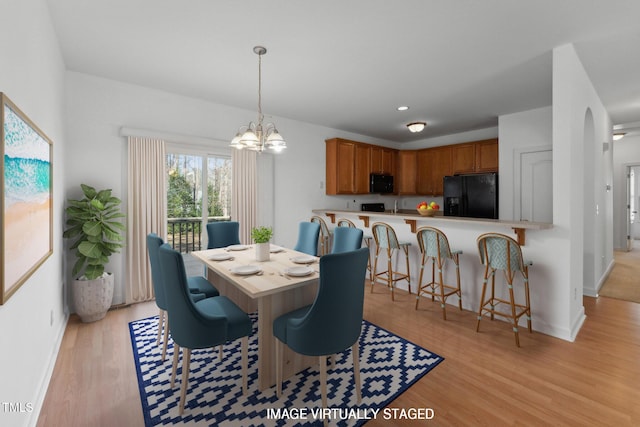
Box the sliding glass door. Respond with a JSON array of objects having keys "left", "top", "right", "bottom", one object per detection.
[{"left": 166, "top": 149, "right": 232, "bottom": 252}]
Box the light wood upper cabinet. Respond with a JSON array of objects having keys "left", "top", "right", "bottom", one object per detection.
[
  {"left": 451, "top": 138, "right": 499, "bottom": 174},
  {"left": 326, "top": 137, "right": 496, "bottom": 196},
  {"left": 354, "top": 143, "right": 371, "bottom": 193},
  {"left": 396, "top": 150, "right": 417, "bottom": 195},
  {"left": 325, "top": 138, "right": 398, "bottom": 195},
  {"left": 415, "top": 147, "right": 452, "bottom": 196},
  {"left": 451, "top": 143, "right": 476, "bottom": 174},
  {"left": 326, "top": 138, "right": 356, "bottom": 194},
  {"left": 370, "top": 146, "right": 396, "bottom": 175},
  {"left": 475, "top": 138, "right": 499, "bottom": 172}
]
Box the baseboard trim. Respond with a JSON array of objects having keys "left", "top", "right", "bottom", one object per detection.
[{"left": 28, "top": 312, "right": 69, "bottom": 427}]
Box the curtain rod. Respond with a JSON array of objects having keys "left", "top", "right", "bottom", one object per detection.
[{"left": 119, "top": 126, "right": 228, "bottom": 147}]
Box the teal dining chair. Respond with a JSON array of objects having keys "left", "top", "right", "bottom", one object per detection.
[
  {"left": 331, "top": 226, "right": 363, "bottom": 253},
  {"left": 158, "top": 244, "right": 253, "bottom": 415},
  {"left": 273, "top": 247, "right": 370, "bottom": 412},
  {"left": 147, "top": 233, "right": 220, "bottom": 361},
  {"left": 293, "top": 221, "right": 321, "bottom": 256},
  {"left": 207, "top": 221, "right": 241, "bottom": 249}
]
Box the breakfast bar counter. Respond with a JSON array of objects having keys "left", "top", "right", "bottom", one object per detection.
[
  {"left": 310, "top": 208, "right": 568, "bottom": 342},
  {"left": 312, "top": 208, "right": 552, "bottom": 245}
]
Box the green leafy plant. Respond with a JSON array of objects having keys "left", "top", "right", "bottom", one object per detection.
[
  {"left": 63, "top": 184, "right": 126, "bottom": 280},
  {"left": 251, "top": 226, "right": 273, "bottom": 244}
]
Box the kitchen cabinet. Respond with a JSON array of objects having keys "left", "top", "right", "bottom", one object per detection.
[
  {"left": 326, "top": 138, "right": 356, "bottom": 194},
  {"left": 325, "top": 138, "right": 396, "bottom": 195},
  {"left": 326, "top": 137, "right": 495, "bottom": 196},
  {"left": 416, "top": 147, "right": 452, "bottom": 196},
  {"left": 475, "top": 139, "right": 499, "bottom": 172},
  {"left": 451, "top": 143, "right": 476, "bottom": 174},
  {"left": 354, "top": 143, "right": 371, "bottom": 193},
  {"left": 396, "top": 150, "right": 417, "bottom": 194},
  {"left": 370, "top": 146, "right": 396, "bottom": 175},
  {"left": 451, "top": 139, "right": 499, "bottom": 174}
]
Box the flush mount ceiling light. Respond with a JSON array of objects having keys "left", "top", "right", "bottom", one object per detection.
[
  {"left": 407, "top": 122, "right": 427, "bottom": 133},
  {"left": 397, "top": 106, "right": 409, "bottom": 111},
  {"left": 230, "top": 46, "right": 286, "bottom": 153},
  {"left": 613, "top": 132, "right": 626, "bottom": 141}
]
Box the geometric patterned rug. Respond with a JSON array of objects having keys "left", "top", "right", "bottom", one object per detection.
[{"left": 129, "top": 314, "right": 444, "bottom": 426}]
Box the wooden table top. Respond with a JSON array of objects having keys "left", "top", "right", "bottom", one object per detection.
[{"left": 191, "top": 245, "right": 319, "bottom": 299}]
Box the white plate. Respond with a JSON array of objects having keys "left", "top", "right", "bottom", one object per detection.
[
  {"left": 291, "top": 255, "right": 317, "bottom": 264},
  {"left": 284, "top": 266, "right": 314, "bottom": 277},
  {"left": 230, "top": 265, "right": 261, "bottom": 276},
  {"left": 227, "top": 244, "right": 249, "bottom": 251},
  {"left": 209, "top": 253, "right": 233, "bottom": 261},
  {"left": 270, "top": 245, "right": 285, "bottom": 253}
]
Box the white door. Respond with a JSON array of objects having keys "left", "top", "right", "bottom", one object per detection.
[{"left": 518, "top": 149, "right": 553, "bottom": 223}]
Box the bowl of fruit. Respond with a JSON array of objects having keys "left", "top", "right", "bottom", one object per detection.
[{"left": 416, "top": 201, "right": 440, "bottom": 216}]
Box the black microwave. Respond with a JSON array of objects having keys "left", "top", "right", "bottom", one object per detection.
[{"left": 370, "top": 173, "right": 394, "bottom": 194}]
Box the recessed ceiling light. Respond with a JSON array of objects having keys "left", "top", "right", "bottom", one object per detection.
[{"left": 397, "top": 106, "right": 409, "bottom": 111}]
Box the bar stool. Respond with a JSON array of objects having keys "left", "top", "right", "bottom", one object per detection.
[
  {"left": 337, "top": 218, "right": 374, "bottom": 280},
  {"left": 371, "top": 222, "right": 411, "bottom": 300},
  {"left": 311, "top": 215, "right": 332, "bottom": 256},
  {"left": 476, "top": 232, "right": 533, "bottom": 347},
  {"left": 415, "top": 226, "right": 462, "bottom": 320}
]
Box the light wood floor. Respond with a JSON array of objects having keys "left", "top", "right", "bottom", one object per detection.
[{"left": 38, "top": 281, "right": 640, "bottom": 426}]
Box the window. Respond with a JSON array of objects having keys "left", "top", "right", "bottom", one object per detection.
[{"left": 165, "top": 151, "right": 232, "bottom": 252}]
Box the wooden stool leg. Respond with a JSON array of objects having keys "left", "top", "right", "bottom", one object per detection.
[
  {"left": 387, "top": 248, "right": 394, "bottom": 301},
  {"left": 476, "top": 265, "right": 490, "bottom": 332},
  {"left": 415, "top": 253, "right": 426, "bottom": 309},
  {"left": 508, "top": 280, "right": 520, "bottom": 347},
  {"left": 438, "top": 262, "right": 447, "bottom": 320},
  {"left": 455, "top": 255, "right": 463, "bottom": 310},
  {"left": 371, "top": 248, "right": 380, "bottom": 294},
  {"left": 404, "top": 246, "right": 411, "bottom": 294}
]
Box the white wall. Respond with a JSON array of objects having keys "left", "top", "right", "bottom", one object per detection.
[
  {"left": 552, "top": 44, "right": 613, "bottom": 332},
  {"left": 612, "top": 134, "right": 640, "bottom": 248},
  {"left": 0, "top": 1, "right": 66, "bottom": 426},
  {"left": 498, "top": 106, "right": 553, "bottom": 220},
  {"left": 64, "top": 71, "right": 398, "bottom": 305}
]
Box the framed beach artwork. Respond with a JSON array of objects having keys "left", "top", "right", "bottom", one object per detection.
[{"left": 1, "top": 93, "right": 53, "bottom": 305}]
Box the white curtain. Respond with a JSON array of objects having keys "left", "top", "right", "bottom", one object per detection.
[
  {"left": 126, "top": 136, "right": 167, "bottom": 304},
  {"left": 232, "top": 149, "right": 258, "bottom": 244}
]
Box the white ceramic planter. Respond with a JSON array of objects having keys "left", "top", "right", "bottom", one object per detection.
[
  {"left": 255, "top": 242, "right": 270, "bottom": 262},
  {"left": 72, "top": 272, "right": 115, "bottom": 322}
]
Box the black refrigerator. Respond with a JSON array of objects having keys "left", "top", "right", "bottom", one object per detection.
[{"left": 443, "top": 173, "right": 498, "bottom": 219}]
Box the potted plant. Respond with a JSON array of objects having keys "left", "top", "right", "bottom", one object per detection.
[
  {"left": 251, "top": 226, "right": 273, "bottom": 262},
  {"left": 63, "top": 184, "right": 125, "bottom": 322}
]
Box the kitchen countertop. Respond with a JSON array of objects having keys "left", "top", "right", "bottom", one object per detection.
[{"left": 312, "top": 208, "right": 553, "bottom": 245}]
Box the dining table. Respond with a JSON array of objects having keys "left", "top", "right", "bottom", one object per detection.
[{"left": 191, "top": 244, "right": 320, "bottom": 391}]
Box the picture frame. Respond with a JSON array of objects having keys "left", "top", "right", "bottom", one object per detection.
[{"left": 1, "top": 93, "right": 53, "bottom": 304}]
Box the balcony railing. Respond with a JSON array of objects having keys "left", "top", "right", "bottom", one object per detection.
[{"left": 167, "top": 216, "right": 230, "bottom": 253}]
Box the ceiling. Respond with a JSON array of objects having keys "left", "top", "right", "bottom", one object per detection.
[{"left": 45, "top": 0, "right": 640, "bottom": 143}]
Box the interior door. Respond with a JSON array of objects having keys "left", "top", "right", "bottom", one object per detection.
[{"left": 518, "top": 149, "right": 553, "bottom": 223}]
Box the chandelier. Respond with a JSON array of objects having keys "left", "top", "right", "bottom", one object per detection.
[{"left": 230, "top": 46, "right": 286, "bottom": 152}]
